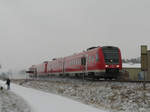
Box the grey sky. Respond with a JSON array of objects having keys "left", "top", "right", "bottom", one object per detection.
[{"left": 0, "top": 0, "right": 150, "bottom": 71}]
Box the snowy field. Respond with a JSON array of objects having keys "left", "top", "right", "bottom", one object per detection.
[
  {"left": 0, "top": 80, "right": 106, "bottom": 112},
  {"left": 14, "top": 78, "right": 150, "bottom": 112}
]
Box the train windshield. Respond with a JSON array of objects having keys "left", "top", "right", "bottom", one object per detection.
[{"left": 102, "top": 46, "right": 119, "bottom": 64}]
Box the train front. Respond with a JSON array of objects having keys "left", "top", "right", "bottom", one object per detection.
[{"left": 102, "top": 46, "right": 122, "bottom": 78}]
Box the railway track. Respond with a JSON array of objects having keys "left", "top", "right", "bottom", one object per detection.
[{"left": 12, "top": 75, "right": 150, "bottom": 84}]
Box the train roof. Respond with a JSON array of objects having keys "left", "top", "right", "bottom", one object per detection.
[
  {"left": 101, "top": 46, "right": 119, "bottom": 49},
  {"left": 87, "top": 46, "right": 99, "bottom": 51}
]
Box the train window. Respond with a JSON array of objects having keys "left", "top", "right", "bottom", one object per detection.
[
  {"left": 70, "top": 61, "right": 72, "bottom": 65},
  {"left": 92, "top": 56, "right": 95, "bottom": 63},
  {"left": 78, "top": 59, "right": 80, "bottom": 65},
  {"left": 88, "top": 56, "right": 91, "bottom": 63},
  {"left": 90, "top": 56, "right": 92, "bottom": 63},
  {"left": 96, "top": 53, "right": 99, "bottom": 62}
]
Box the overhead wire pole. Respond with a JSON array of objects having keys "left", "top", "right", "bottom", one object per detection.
[
  {"left": 81, "top": 55, "right": 86, "bottom": 82},
  {"left": 85, "top": 54, "right": 88, "bottom": 79},
  {"left": 81, "top": 57, "right": 85, "bottom": 81},
  {"left": 63, "top": 58, "right": 65, "bottom": 76},
  {"left": 81, "top": 54, "right": 88, "bottom": 83}
]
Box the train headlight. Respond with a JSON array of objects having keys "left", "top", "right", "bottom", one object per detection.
[
  {"left": 105, "top": 65, "right": 109, "bottom": 68},
  {"left": 116, "top": 65, "right": 120, "bottom": 68}
]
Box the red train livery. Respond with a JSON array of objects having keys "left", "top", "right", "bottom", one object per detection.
[{"left": 28, "top": 46, "right": 122, "bottom": 79}]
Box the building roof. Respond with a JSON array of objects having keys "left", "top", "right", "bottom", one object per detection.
[{"left": 123, "top": 63, "right": 141, "bottom": 68}]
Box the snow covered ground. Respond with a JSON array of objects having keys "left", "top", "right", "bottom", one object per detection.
[
  {"left": 0, "top": 82, "right": 31, "bottom": 112},
  {"left": 0, "top": 80, "right": 107, "bottom": 112},
  {"left": 14, "top": 78, "right": 150, "bottom": 112},
  {"left": 1, "top": 76, "right": 150, "bottom": 112}
]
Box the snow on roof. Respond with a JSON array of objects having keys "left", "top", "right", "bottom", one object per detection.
[{"left": 123, "top": 63, "right": 141, "bottom": 68}]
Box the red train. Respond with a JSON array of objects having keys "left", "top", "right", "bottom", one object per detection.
[{"left": 27, "top": 46, "right": 122, "bottom": 79}]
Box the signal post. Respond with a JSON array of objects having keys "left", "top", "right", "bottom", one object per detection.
[
  {"left": 148, "top": 51, "right": 150, "bottom": 81},
  {"left": 141, "top": 45, "right": 148, "bottom": 89}
]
